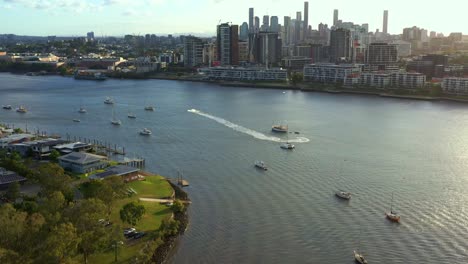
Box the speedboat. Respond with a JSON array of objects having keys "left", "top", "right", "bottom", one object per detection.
[
  {"left": 73, "top": 119, "right": 81, "bottom": 122},
  {"left": 254, "top": 160, "right": 268, "bottom": 170},
  {"left": 385, "top": 211, "right": 401, "bottom": 223},
  {"left": 280, "top": 142, "right": 295, "bottom": 150},
  {"left": 144, "top": 106, "right": 155, "bottom": 111},
  {"left": 104, "top": 97, "right": 114, "bottom": 104},
  {"left": 111, "top": 120, "right": 121, "bottom": 126},
  {"left": 78, "top": 107, "right": 87, "bottom": 113},
  {"left": 16, "top": 106, "right": 27, "bottom": 113},
  {"left": 140, "top": 128, "right": 152, "bottom": 135},
  {"left": 335, "top": 190, "right": 352, "bottom": 200},
  {"left": 354, "top": 250, "right": 368, "bottom": 264},
  {"left": 272, "top": 124, "right": 288, "bottom": 133},
  {"left": 2, "top": 105, "right": 12, "bottom": 110}
]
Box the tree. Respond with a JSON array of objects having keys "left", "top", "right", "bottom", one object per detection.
[
  {"left": 119, "top": 202, "right": 146, "bottom": 226},
  {"left": 49, "top": 150, "right": 60, "bottom": 162},
  {"left": 43, "top": 222, "right": 81, "bottom": 263},
  {"left": 290, "top": 72, "right": 303, "bottom": 86},
  {"left": 159, "top": 218, "right": 179, "bottom": 237},
  {"left": 5, "top": 182, "right": 20, "bottom": 202},
  {"left": 36, "top": 163, "right": 73, "bottom": 201},
  {"left": 171, "top": 199, "right": 185, "bottom": 214}
]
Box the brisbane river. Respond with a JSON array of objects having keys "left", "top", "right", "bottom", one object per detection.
[{"left": 1, "top": 73, "right": 468, "bottom": 263}]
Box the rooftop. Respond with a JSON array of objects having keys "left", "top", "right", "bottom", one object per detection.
[
  {"left": 58, "top": 152, "right": 106, "bottom": 165},
  {"left": 0, "top": 167, "right": 27, "bottom": 185},
  {"left": 90, "top": 165, "right": 140, "bottom": 180}
]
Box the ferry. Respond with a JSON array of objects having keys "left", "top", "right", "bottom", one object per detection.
[{"left": 272, "top": 124, "right": 288, "bottom": 133}]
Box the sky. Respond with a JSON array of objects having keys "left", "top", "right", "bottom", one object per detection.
[{"left": 0, "top": 0, "right": 466, "bottom": 37}]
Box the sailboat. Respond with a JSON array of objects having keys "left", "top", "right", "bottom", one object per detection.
[
  {"left": 111, "top": 106, "right": 121, "bottom": 126},
  {"left": 354, "top": 230, "right": 368, "bottom": 264},
  {"left": 78, "top": 101, "right": 87, "bottom": 113},
  {"left": 385, "top": 192, "right": 400, "bottom": 222}
]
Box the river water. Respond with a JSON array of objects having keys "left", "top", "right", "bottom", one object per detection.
[{"left": 1, "top": 73, "right": 468, "bottom": 264}]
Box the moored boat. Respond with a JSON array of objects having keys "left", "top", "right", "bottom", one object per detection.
[
  {"left": 272, "top": 124, "right": 288, "bottom": 133},
  {"left": 139, "top": 128, "right": 152, "bottom": 135},
  {"left": 2, "top": 105, "right": 12, "bottom": 110},
  {"left": 78, "top": 107, "right": 87, "bottom": 113},
  {"left": 280, "top": 142, "right": 295, "bottom": 150},
  {"left": 385, "top": 193, "right": 400, "bottom": 223},
  {"left": 73, "top": 119, "right": 81, "bottom": 122},
  {"left": 354, "top": 250, "right": 368, "bottom": 264},
  {"left": 144, "top": 106, "right": 155, "bottom": 111},
  {"left": 335, "top": 190, "right": 352, "bottom": 200},
  {"left": 104, "top": 97, "right": 114, "bottom": 104},
  {"left": 254, "top": 160, "right": 268, "bottom": 170},
  {"left": 16, "top": 106, "right": 27, "bottom": 113}
]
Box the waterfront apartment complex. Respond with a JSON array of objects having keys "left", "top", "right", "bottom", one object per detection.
[
  {"left": 200, "top": 67, "right": 287, "bottom": 81},
  {"left": 184, "top": 36, "right": 204, "bottom": 67},
  {"left": 442, "top": 77, "right": 468, "bottom": 95},
  {"left": 303, "top": 63, "right": 362, "bottom": 83}
]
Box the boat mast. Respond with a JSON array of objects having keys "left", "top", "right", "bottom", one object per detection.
[{"left": 390, "top": 192, "right": 394, "bottom": 213}]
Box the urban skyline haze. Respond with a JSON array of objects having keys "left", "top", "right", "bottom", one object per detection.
[{"left": 0, "top": 0, "right": 466, "bottom": 36}]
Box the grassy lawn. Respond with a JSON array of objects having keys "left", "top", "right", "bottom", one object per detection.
[
  {"left": 129, "top": 176, "right": 174, "bottom": 199},
  {"left": 87, "top": 175, "right": 174, "bottom": 263}
]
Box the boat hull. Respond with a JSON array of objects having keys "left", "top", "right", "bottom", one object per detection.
[
  {"left": 272, "top": 127, "right": 288, "bottom": 133},
  {"left": 385, "top": 213, "right": 400, "bottom": 222}
]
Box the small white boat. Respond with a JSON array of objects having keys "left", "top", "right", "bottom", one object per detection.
[
  {"left": 2, "top": 105, "right": 12, "bottom": 110},
  {"left": 111, "top": 120, "right": 121, "bottom": 126},
  {"left": 272, "top": 124, "right": 288, "bottom": 133},
  {"left": 144, "top": 106, "right": 155, "bottom": 111},
  {"left": 335, "top": 190, "right": 352, "bottom": 200},
  {"left": 354, "top": 250, "right": 368, "bottom": 264},
  {"left": 16, "top": 106, "right": 27, "bottom": 113},
  {"left": 104, "top": 97, "right": 114, "bottom": 104},
  {"left": 128, "top": 113, "right": 136, "bottom": 119},
  {"left": 73, "top": 119, "right": 81, "bottom": 122},
  {"left": 280, "top": 142, "right": 295, "bottom": 150},
  {"left": 140, "top": 128, "right": 152, "bottom": 135},
  {"left": 78, "top": 107, "right": 87, "bottom": 113},
  {"left": 385, "top": 193, "right": 400, "bottom": 222},
  {"left": 254, "top": 160, "right": 268, "bottom": 170}
]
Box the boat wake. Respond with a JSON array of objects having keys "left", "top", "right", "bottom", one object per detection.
[{"left": 187, "top": 109, "right": 310, "bottom": 143}]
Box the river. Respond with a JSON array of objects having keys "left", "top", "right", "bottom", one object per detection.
[{"left": 1, "top": 73, "right": 467, "bottom": 263}]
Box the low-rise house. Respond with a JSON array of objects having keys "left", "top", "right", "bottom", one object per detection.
[
  {"left": 58, "top": 152, "right": 107, "bottom": 174},
  {"left": 0, "top": 167, "right": 27, "bottom": 190},
  {"left": 54, "top": 142, "right": 92, "bottom": 155},
  {"left": 89, "top": 165, "right": 142, "bottom": 182},
  {"left": 0, "top": 134, "right": 35, "bottom": 148},
  {"left": 9, "top": 138, "right": 66, "bottom": 158}
]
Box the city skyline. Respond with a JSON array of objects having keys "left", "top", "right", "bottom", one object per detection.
[{"left": 0, "top": 0, "right": 466, "bottom": 36}]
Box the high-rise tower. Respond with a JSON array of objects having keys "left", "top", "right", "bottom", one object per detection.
[
  {"left": 383, "top": 10, "right": 388, "bottom": 34},
  {"left": 333, "top": 9, "right": 338, "bottom": 27},
  {"left": 303, "top": 2, "right": 309, "bottom": 39},
  {"left": 249, "top": 8, "right": 254, "bottom": 33}
]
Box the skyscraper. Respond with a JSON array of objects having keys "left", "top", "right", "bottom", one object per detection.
[
  {"left": 270, "top": 16, "right": 279, "bottom": 32},
  {"left": 240, "top": 22, "right": 249, "bottom": 41},
  {"left": 249, "top": 8, "right": 254, "bottom": 33},
  {"left": 254, "top": 16, "right": 260, "bottom": 33},
  {"left": 383, "top": 10, "right": 388, "bottom": 34},
  {"left": 217, "top": 23, "right": 239, "bottom": 65},
  {"left": 295, "top": 12, "right": 302, "bottom": 44},
  {"left": 333, "top": 9, "right": 338, "bottom": 27},
  {"left": 263, "top": 15, "right": 270, "bottom": 31},
  {"left": 303, "top": 2, "right": 309, "bottom": 40},
  {"left": 283, "top": 16, "right": 291, "bottom": 46},
  {"left": 329, "top": 28, "right": 351, "bottom": 62},
  {"left": 184, "top": 36, "right": 204, "bottom": 67}
]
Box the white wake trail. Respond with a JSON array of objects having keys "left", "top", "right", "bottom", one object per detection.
[{"left": 188, "top": 109, "right": 310, "bottom": 143}]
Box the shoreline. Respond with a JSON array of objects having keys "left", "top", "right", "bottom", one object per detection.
[{"left": 151, "top": 181, "right": 190, "bottom": 264}]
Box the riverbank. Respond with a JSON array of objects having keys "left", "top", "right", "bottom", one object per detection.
[{"left": 151, "top": 181, "right": 190, "bottom": 264}]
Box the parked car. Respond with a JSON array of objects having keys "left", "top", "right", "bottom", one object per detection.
[
  {"left": 123, "top": 228, "right": 136, "bottom": 236},
  {"left": 133, "top": 232, "right": 146, "bottom": 239}
]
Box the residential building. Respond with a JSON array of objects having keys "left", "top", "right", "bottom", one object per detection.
[
  {"left": 282, "top": 56, "right": 312, "bottom": 70},
  {"left": 333, "top": 9, "right": 339, "bottom": 27},
  {"left": 53, "top": 142, "right": 93, "bottom": 155},
  {"left": 90, "top": 165, "right": 142, "bottom": 182},
  {"left": 262, "top": 15, "right": 270, "bottom": 31},
  {"left": 58, "top": 152, "right": 107, "bottom": 174},
  {"left": 217, "top": 23, "right": 239, "bottom": 65},
  {"left": 9, "top": 138, "right": 66, "bottom": 158},
  {"left": 295, "top": 12, "right": 302, "bottom": 43},
  {"left": 249, "top": 8, "right": 254, "bottom": 33},
  {"left": 240, "top": 22, "right": 249, "bottom": 41},
  {"left": 199, "top": 67, "right": 288, "bottom": 81},
  {"left": 358, "top": 72, "right": 391, "bottom": 88},
  {"left": 238, "top": 41, "right": 249, "bottom": 63},
  {"left": 283, "top": 16, "right": 291, "bottom": 46},
  {"left": 442, "top": 77, "right": 468, "bottom": 94},
  {"left": 270, "top": 16, "right": 279, "bottom": 32},
  {"left": 0, "top": 167, "right": 27, "bottom": 190},
  {"left": 391, "top": 72, "right": 426, "bottom": 88},
  {"left": 329, "top": 28, "right": 352, "bottom": 62},
  {"left": 392, "top": 40, "right": 412, "bottom": 57},
  {"left": 253, "top": 32, "right": 282, "bottom": 65},
  {"left": 303, "top": 63, "right": 362, "bottom": 83},
  {"left": 0, "top": 134, "right": 34, "bottom": 148},
  {"left": 383, "top": 10, "right": 388, "bottom": 35},
  {"left": 366, "top": 43, "right": 398, "bottom": 70},
  {"left": 184, "top": 36, "right": 204, "bottom": 67},
  {"left": 86, "top": 31, "right": 94, "bottom": 42},
  {"left": 303, "top": 2, "right": 309, "bottom": 39}
]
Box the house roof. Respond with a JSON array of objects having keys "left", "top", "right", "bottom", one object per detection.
[
  {"left": 90, "top": 165, "right": 140, "bottom": 180},
  {"left": 54, "top": 142, "right": 91, "bottom": 150},
  {"left": 58, "top": 152, "right": 106, "bottom": 165},
  {"left": 0, "top": 168, "right": 27, "bottom": 185}
]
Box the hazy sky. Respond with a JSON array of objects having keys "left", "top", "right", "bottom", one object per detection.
[{"left": 0, "top": 0, "right": 466, "bottom": 36}]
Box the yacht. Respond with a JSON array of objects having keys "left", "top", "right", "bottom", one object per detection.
[
  {"left": 354, "top": 250, "right": 368, "bottom": 264},
  {"left": 280, "top": 142, "right": 295, "bottom": 150},
  {"left": 128, "top": 113, "right": 136, "bottom": 119},
  {"left": 104, "top": 97, "right": 114, "bottom": 104},
  {"left": 16, "top": 106, "right": 27, "bottom": 113},
  {"left": 140, "top": 128, "right": 152, "bottom": 135},
  {"left": 78, "top": 107, "right": 87, "bottom": 113},
  {"left": 335, "top": 190, "right": 352, "bottom": 200},
  {"left": 254, "top": 160, "right": 268, "bottom": 170},
  {"left": 111, "top": 120, "right": 122, "bottom": 126},
  {"left": 144, "top": 106, "right": 155, "bottom": 111},
  {"left": 73, "top": 119, "right": 81, "bottom": 123},
  {"left": 2, "top": 105, "right": 12, "bottom": 110},
  {"left": 272, "top": 124, "right": 288, "bottom": 133}
]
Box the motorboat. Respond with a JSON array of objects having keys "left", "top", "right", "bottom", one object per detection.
[
  {"left": 104, "top": 97, "right": 114, "bottom": 104},
  {"left": 16, "top": 106, "right": 27, "bottom": 113},
  {"left": 78, "top": 107, "right": 87, "bottom": 113},
  {"left": 111, "top": 120, "right": 122, "bottom": 126},
  {"left": 280, "top": 142, "right": 295, "bottom": 150},
  {"left": 2, "top": 105, "right": 12, "bottom": 110},
  {"left": 139, "top": 128, "right": 152, "bottom": 135},
  {"left": 144, "top": 106, "right": 155, "bottom": 111},
  {"left": 272, "top": 124, "right": 288, "bottom": 133},
  {"left": 254, "top": 160, "right": 268, "bottom": 170},
  {"left": 335, "top": 190, "right": 352, "bottom": 200},
  {"left": 354, "top": 250, "right": 368, "bottom": 264},
  {"left": 128, "top": 113, "right": 136, "bottom": 119},
  {"left": 385, "top": 193, "right": 400, "bottom": 223},
  {"left": 73, "top": 119, "right": 81, "bottom": 122}
]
